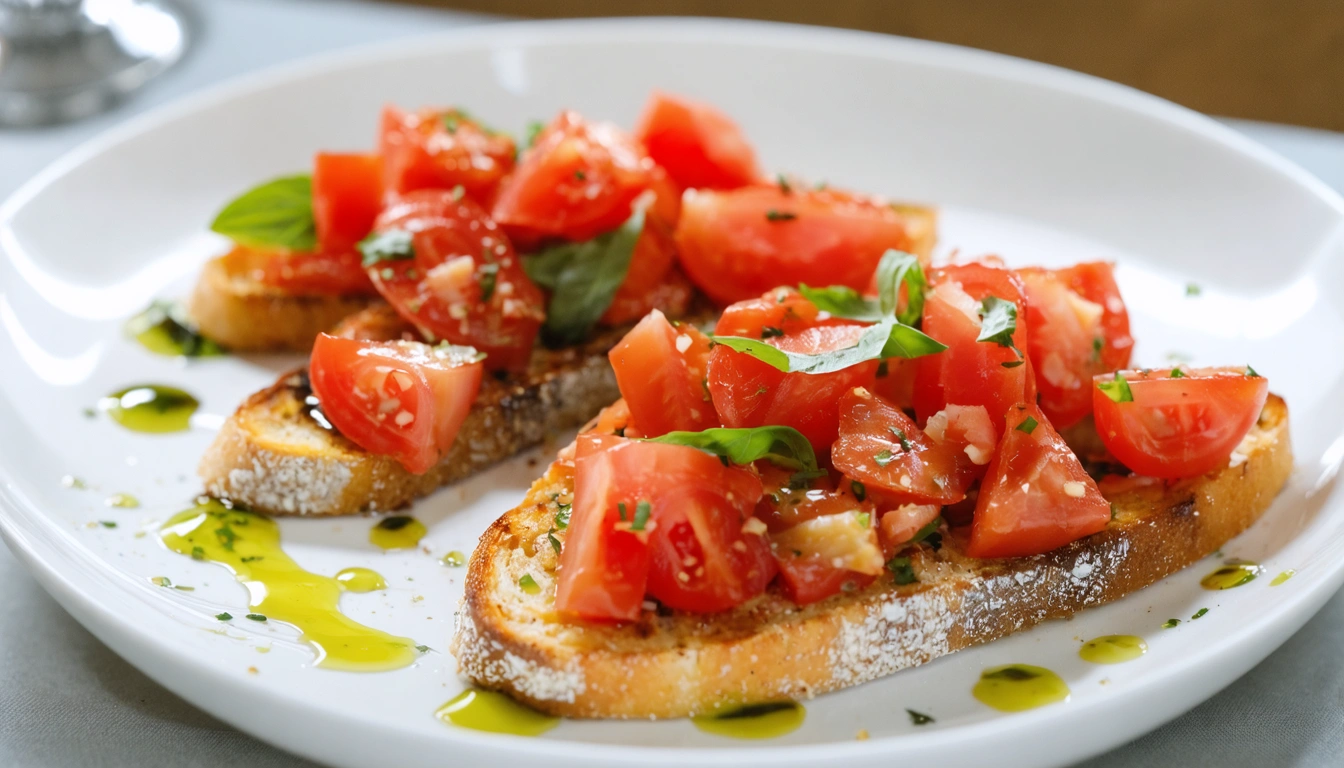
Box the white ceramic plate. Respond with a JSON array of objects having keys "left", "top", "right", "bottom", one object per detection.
[{"left": 2, "top": 18, "right": 1343, "bottom": 768}]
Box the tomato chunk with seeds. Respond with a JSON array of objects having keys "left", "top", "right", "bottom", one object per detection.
[
  {"left": 966, "top": 403, "right": 1111, "bottom": 558},
  {"left": 675, "top": 186, "right": 928, "bottom": 306},
  {"left": 1092, "top": 367, "right": 1269, "bottom": 479},
  {"left": 1055, "top": 262, "right": 1132, "bottom": 372},
  {"left": 308, "top": 333, "right": 483, "bottom": 474},
  {"left": 771, "top": 511, "right": 883, "bottom": 605},
  {"left": 378, "top": 105, "right": 515, "bottom": 202},
  {"left": 633, "top": 90, "right": 762, "bottom": 191},
  {"left": 608, "top": 309, "right": 717, "bottom": 437},
  {"left": 367, "top": 189, "right": 544, "bottom": 372},
  {"left": 832, "top": 388, "right": 973, "bottom": 504},
  {"left": 313, "top": 152, "right": 385, "bottom": 254}
]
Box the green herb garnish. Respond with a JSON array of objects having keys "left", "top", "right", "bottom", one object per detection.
[
  {"left": 874, "top": 449, "right": 896, "bottom": 467},
  {"left": 358, "top": 229, "right": 415, "bottom": 267},
  {"left": 210, "top": 175, "right": 316, "bottom": 250},
  {"left": 644, "top": 425, "right": 818, "bottom": 473},
  {"left": 907, "top": 709, "right": 934, "bottom": 726},
  {"left": 1191, "top": 608, "right": 1208, "bottom": 620},
  {"left": 850, "top": 480, "right": 867, "bottom": 502},
  {"left": 518, "top": 574, "right": 540, "bottom": 594},
  {"left": 477, "top": 262, "right": 500, "bottom": 302},
  {"left": 1162, "top": 618, "right": 1180, "bottom": 629},
  {"left": 886, "top": 555, "right": 916, "bottom": 585},
  {"left": 245, "top": 613, "right": 267, "bottom": 622},
  {"left": 1185, "top": 282, "right": 1202, "bottom": 296},
  {"left": 215, "top": 612, "right": 233, "bottom": 621},
  {"left": 1097, "top": 372, "right": 1134, "bottom": 403},
  {"left": 765, "top": 210, "right": 797, "bottom": 222},
  {"left": 630, "top": 501, "right": 652, "bottom": 532},
  {"left": 890, "top": 427, "right": 913, "bottom": 452},
  {"left": 1016, "top": 415, "right": 1039, "bottom": 434},
  {"left": 1246, "top": 364, "right": 1260, "bottom": 378}
]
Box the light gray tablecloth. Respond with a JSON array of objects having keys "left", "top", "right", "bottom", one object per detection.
[{"left": 1, "top": 2, "right": 1341, "bottom": 765}]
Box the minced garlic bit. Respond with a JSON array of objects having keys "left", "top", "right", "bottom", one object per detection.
[
  {"left": 741, "top": 517, "right": 768, "bottom": 536},
  {"left": 675, "top": 334, "right": 692, "bottom": 354},
  {"left": 1063, "top": 481, "right": 1087, "bottom": 498}
]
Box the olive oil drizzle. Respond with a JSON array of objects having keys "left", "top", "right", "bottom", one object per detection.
[
  {"left": 973, "top": 664, "right": 1070, "bottom": 712},
  {"left": 125, "top": 300, "right": 224, "bottom": 357},
  {"left": 436, "top": 689, "right": 560, "bottom": 736},
  {"left": 100, "top": 385, "right": 199, "bottom": 433},
  {"left": 1078, "top": 635, "right": 1147, "bottom": 665},
  {"left": 691, "top": 700, "right": 805, "bottom": 739},
  {"left": 160, "top": 499, "right": 418, "bottom": 671},
  {"left": 1270, "top": 569, "right": 1296, "bottom": 586},
  {"left": 370, "top": 516, "right": 427, "bottom": 550},
  {"left": 1201, "top": 560, "right": 1261, "bottom": 590}
]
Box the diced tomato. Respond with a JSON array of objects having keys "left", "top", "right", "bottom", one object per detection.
[
  {"left": 492, "top": 110, "right": 660, "bottom": 244},
  {"left": 966, "top": 403, "right": 1111, "bottom": 558},
  {"left": 1092, "top": 367, "right": 1269, "bottom": 478},
  {"left": 707, "top": 322, "right": 878, "bottom": 454},
  {"left": 632, "top": 90, "right": 761, "bottom": 191},
  {"left": 771, "top": 511, "right": 883, "bottom": 605},
  {"left": 753, "top": 464, "right": 874, "bottom": 534},
  {"left": 367, "top": 189, "right": 545, "bottom": 372},
  {"left": 1054, "top": 262, "right": 1132, "bottom": 371},
  {"left": 675, "top": 185, "right": 928, "bottom": 306},
  {"left": 308, "top": 333, "right": 483, "bottom": 474},
  {"left": 1019, "top": 265, "right": 1130, "bottom": 428},
  {"left": 597, "top": 212, "right": 691, "bottom": 326},
  {"left": 832, "top": 388, "right": 974, "bottom": 504},
  {"left": 312, "top": 152, "right": 384, "bottom": 254},
  {"left": 226, "top": 245, "right": 377, "bottom": 296},
  {"left": 555, "top": 435, "right": 769, "bottom": 620},
  {"left": 873, "top": 357, "right": 919, "bottom": 411},
  {"left": 378, "top": 105, "right": 515, "bottom": 202},
  {"left": 878, "top": 503, "right": 941, "bottom": 554},
  {"left": 913, "top": 264, "right": 1036, "bottom": 434},
  {"left": 713, "top": 287, "right": 844, "bottom": 339},
  {"left": 608, "top": 309, "right": 717, "bottom": 437}
]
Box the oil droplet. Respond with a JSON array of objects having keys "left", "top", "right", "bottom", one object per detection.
[
  {"left": 369, "top": 515, "right": 426, "bottom": 550},
  {"left": 61, "top": 475, "right": 87, "bottom": 489},
  {"left": 1270, "top": 569, "right": 1295, "bottom": 586},
  {"left": 161, "top": 499, "right": 419, "bottom": 671},
  {"left": 436, "top": 689, "right": 559, "bottom": 736},
  {"left": 441, "top": 550, "right": 466, "bottom": 567},
  {"left": 1079, "top": 635, "right": 1147, "bottom": 665},
  {"left": 691, "top": 700, "right": 805, "bottom": 739},
  {"left": 335, "top": 567, "right": 386, "bottom": 593},
  {"left": 973, "top": 664, "right": 1070, "bottom": 712},
  {"left": 1201, "top": 561, "right": 1260, "bottom": 590},
  {"left": 100, "top": 385, "right": 199, "bottom": 434},
  {"left": 106, "top": 493, "right": 140, "bottom": 508},
  {"left": 125, "top": 300, "right": 224, "bottom": 357}
]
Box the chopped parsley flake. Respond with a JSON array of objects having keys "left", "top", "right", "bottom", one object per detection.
[
  {"left": 890, "top": 427, "right": 913, "bottom": 452},
  {"left": 765, "top": 209, "right": 797, "bottom": 222},
  {"left": 215, "top": 612, "right": 233, "bottom": 621},
  {"left": 886, "top": 556, "right": 916, "bottom": 585},
  {"left": 907, "top": 709, "right": 935, "bottom": 726},
  {"left": 777, "top": 174, "right": 792, "bottom": 194},
  {"left": 1015, "top": 415, "right": 1039, "bottom": 435},
  {"left": 1096, "top": 372, "right": 1134, "bottom": 403},
  {"left": 1170, "top": 368, "right": 1186, "bottom": 378},
  {"left": 630, "top": 500, "right": 652, "bottom": 532},
  {"left": 1246, "top": 364, "right": 1261, "bottom": 378},
  {"left": 850, "top": 480, "right": 866, "bottom": 501},
  {"left": 518, "top": 573, "right": 540, "bottom": 594},
  {"left": 1162, "top": 618, "right": 1180, "bottom": 629},
  {"left": 1191, "top": 607, "right": 1209, "bottom": 620},
  {"left": 874, "top": 449, "right": 896, "bottom": 467},
  {"left": 245, "top": 613, "right": 267, "bottom": 622},
  {"left": 547, "top": 530, "right": 562, "bottom": 554},
  {"left": 1185, "top": 282, "right": 1202, "bottom": 296}
]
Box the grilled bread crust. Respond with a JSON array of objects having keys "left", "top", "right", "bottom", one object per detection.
[
  {"left": 452, "top": 396, "right": 1292, "bottom": 719},
  {"left": 189, "top": 254, "right": 376, "bottom": 352}
]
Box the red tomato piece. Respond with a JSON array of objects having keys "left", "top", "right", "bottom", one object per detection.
[
  {"left": 1018, "top": 267, "right": 1108, "bottom": 429},
  {"left": 771, "top": 511, "right": 883, "bottom": 605},
  {"left": 966, "top": 403, "right": 1111, "bottom": 558},
  {"left": 378, "top": 105, "right": 515, "bottom": 202},
  {"left": 923, "top": 404, "right": 998, "bottom": 472},
  {"left": 1092, "top": 367, "right": 1269, "bottom": 478},
  {"left": 832, "top": 388, "right": 974, "bottom": 504},
  {"left": 873, "top": 357, "right": 919, "bottom": 411},
  {"left": 492, "top": 110, "right": 659, "bottom": 244},
  {"left": 226, "top": 246, "right": 377, "bottom": 296},
  {"left": 707, "top": 322, "right": 879, "bottom": 455},
  {"left": 312, "top": 152, "right": 384, "bottom": 254},
  {"left": 1055, "top": 262, "right": 1132, "bottom": 371},
  {"left": 555, "top": 435, "right": 768, "bottom": 620},
  {"left": 753, "top": 464, "right": 874, "bottom": 534},
  {"left": 675, "top": 186, "right": 928, "bottom": 306},
  {"left": 913, "top": 264, "right": 1036, "bottom": 434},
  {"left": 368, "top": 189, "right": 545, "bottom": 372},
  {"left": 713, "top": 287, "right": 842, "bottom": 339},
  {"left": 308, "top": 333, "right": 484, "bottom": 474},
  {"left": 878, "top": 503, "right": 941, "bottom": 554},
  {"left": 632, "top": 90, "right": 762, "bottom": 191},
  {"left": 608, "top": 309, "right": 717, "bottom": 437}
]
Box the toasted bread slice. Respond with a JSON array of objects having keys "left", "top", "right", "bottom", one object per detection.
[
  {"left": 200, "top": 304, "right": 715, "bottom": 516},
  {"left": 189, "top": 252, "right": 377, "bottom": 352},
  {"left": 452, "top": 395, "right": 1292, "bottom": 719}
]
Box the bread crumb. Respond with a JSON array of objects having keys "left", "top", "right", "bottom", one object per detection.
[
  {"left": 247, "top": 666, "right": 258, "bottom": 675},
  {"left": 856, "top": 729, "right": 870, "bottom": 740}
]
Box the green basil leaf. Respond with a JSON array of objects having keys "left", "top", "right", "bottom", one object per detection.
[
  {"left": 714, "top": 317, "right": 944, "bottom": 376},
  {"left": 643, "top": 426, "right": 818, "bottom": 473},
  {"left": 523, "top": 209, "right": 644, "bottom": 346},
  {"left": 874, "top": 250, "right": 928, "bottom": 326},
  {"left": 886, "top": 555, "right": 917, "bottom": 585},
  {"left": 976, "top": 296, "right": 1019, "bottom": 349},
  {"left": 358, "top": 229, "right": 415, "bottom": 267},
  {"left": 796, "top": 284, "right": 883, "bottom": 322},
  {"left": 210, "top": 175, "right": 316, "bottom": 251},
  {"left": 1096, "top": 372, "right": 1134, "bottom": 403}
]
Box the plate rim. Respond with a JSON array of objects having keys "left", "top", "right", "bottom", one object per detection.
[{"left": 2, "top": 15, "right": 1342, "bottom": 768}]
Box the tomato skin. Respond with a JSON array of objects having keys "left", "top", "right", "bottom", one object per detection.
[
  {"left": 313, "top": 152, "right": 385, "bottom": 254},
  {"left": 308, "top": 333, "right": 484, "bottom": 474},
  {"left": 754, "top": 464, "right": 874, "bottom": 533},
  {"left": 1092, "top": 367, "right": 1269, "bottom": 478},
  {"left": 707, "top": 322, "right": 879, "bottom": 454},
  {"left": 555, "top": 435, "right": 768, "bottom": 620},
  {"left": 368, "top": 189, "right": 545, "bottom": 372},
  {"left": 378, "top": 105, "right": 515, "bottom": 202},
  {"left": 608, "top": 309, "right": 718, "bottom": 437},
  {"left": 226, "top": 245, "right": 377, "bottom": 296},
  {"left": 878, "top": 503, "right": 941, "bottom": 554},
  {"left": 713, "top": 287, "right": 844, "bottom": 339},
  {"left": 832, "top": 388, "right": 973, "bottom": 504},
  {"left": 913, "top": 264, "right": 1036, "bottom": 434},
  {"left": 1054, "top": 262, "right": 1132, "bottom": 371},
  {"left": 633, "top": 90, "right": 762, "bottom": 190},
  {"left": 675, "top": 186, "right": 928, "bottom": 306},
  {"left": 1018, "top": 267, "right": 1107, "bottom": 429},
  {"left": 966, "top": 403, "right": 1111, "bottom": 558},
  {"left": 492, "top": 110, "right": 659, "bottom": 244},
  {"left": 774, "top": 558, "right": 876, "bottom": 605}
]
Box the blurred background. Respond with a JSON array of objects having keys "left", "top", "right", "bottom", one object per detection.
[{"left": 404, "top": 0, "right": 1344, "bottom": 132}]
